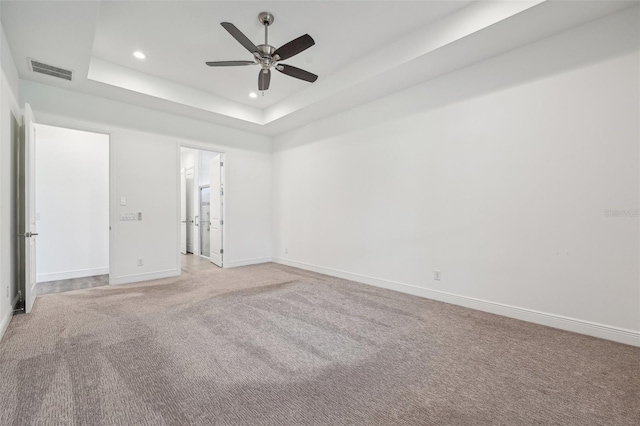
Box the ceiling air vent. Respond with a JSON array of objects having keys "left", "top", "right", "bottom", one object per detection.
[{"left": 28, "top": 58, "right": 73, "bottom": 81}]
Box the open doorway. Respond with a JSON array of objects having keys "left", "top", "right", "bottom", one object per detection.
[
  {"left": 180, "top": 147, "right": 224, "bottom": 268},
  {"left": 33, "top": 124, "right": 110, "bottom": 295}
]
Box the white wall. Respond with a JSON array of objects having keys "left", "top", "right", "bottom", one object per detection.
[
  {"left": 272, "top": 9, "right": 640, "bottom": 345},
  {"left": 20, "top": 81, "right": 273, "bottom": 285},
  {"left": 35, "top": 124, "right": 109, "bottom": 282},
  {"left": 0, "top": 21, "right": 21, "bottom": 340},
  {"left": 111, "top": 126, "right": 179, "bottom": 283},
  {"left": 198, "top": 150, "right": 217, "bottom": 187},
  {"left": 180, "top": 148, "right": 197, "bottom": 170}
]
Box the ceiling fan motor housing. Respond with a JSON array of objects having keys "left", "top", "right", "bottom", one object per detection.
[
  {"left": 257, "top": 44, "right": 276, "bottom": 56},
  {"left": 256, "top": 45, "right": 275, "bottom": 69}
]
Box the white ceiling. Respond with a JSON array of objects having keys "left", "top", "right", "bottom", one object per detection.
[
  {"left": 93, "top": 1, "right": 470, "bottom": 108},
  {"left": 1, "top": 1, "right": 637, "bottom": 136}
]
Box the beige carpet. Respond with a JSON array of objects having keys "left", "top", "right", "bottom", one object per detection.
[{"left": 0, "top": 263, "right": 638, "bottom": 425}]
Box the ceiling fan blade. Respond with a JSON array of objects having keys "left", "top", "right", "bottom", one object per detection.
[
  {"left": 273, "top": 34, "right": 315, "bottom": 60},
  {"left": 277, "top": 64, "right": 318, "bottom": 83},
  {"left": 220, "top": 22, "right": 260, "bottom": 56},
  {"left": 206, "top": 60, "right": 255, "bottom": 67},
  {"left": 258, "top": 69, "right": 271, "bottom": 91}
]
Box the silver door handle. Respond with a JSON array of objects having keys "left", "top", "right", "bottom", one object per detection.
[{"left": 19, "top": 232, "right": 39, "bottom": 237}]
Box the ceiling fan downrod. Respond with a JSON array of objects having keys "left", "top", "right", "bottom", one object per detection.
[{"left": 259, "top": 12, "right": 274, "bottom": 46}]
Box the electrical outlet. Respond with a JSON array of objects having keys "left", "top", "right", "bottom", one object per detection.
[
  {"left": 137, "top": 258, "right": 144, "bottom": 266},
  {"left": 284, "top": 248, "right": 288, "bottom": 255},
  {"left": 434, "top": 270, "right": 441, "bottom": 281}
]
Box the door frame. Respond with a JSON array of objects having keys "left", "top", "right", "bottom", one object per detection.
[{"left": 176, "top": 143, "right": 226, "bottom": 270}]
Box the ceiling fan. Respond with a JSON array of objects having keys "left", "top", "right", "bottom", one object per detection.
[{"left": 206, "top": 12, "right": 318, "bottom": 92}]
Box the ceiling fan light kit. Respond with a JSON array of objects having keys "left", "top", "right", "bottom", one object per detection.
[{"left": 206, "top": 12, "right": 318, "bottom": 93}]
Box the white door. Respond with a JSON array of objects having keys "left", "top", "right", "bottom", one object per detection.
[
  {"left": 191, "top": 161, "right": 200, "bottom": 256},
  {"left": 23, "top": 104, "right": 38, "bottom": 313},
  {"left": 209, "top": 155, "right": 223, "bottom": 267},
  {"left": 180, "top": 168, "right": 187, "bottom": 254}
]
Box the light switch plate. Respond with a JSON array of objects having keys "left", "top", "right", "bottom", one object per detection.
[{"left": 120, "top": 212, "right": 137, "bottom": 221}]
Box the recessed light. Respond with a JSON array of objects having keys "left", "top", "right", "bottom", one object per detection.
[
  {"left": 248, "top": 92, "right": 257, "bottom": 98},
  {"left": 133, "top": 51, "right": 146, "bottom": 59}
]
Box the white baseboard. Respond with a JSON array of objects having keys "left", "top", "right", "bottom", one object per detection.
[
  {"left": 0, "top": 309, "right": 12, "bottom": 343},
  {"left": 109, "top": 268, "right": 180, "bottom": 286},
  {"left": 272, "top": 258, "right": 640, "bottom": 347},
  {"left": 37, "top": 267, "right": 109, "bottom": 283},
  {"left": 225, "top": 257, "right": 272, "bottom": 268}
]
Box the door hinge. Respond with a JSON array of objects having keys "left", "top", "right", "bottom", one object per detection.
[
  {"left": 220, "top": 162, "right": 224, "bottom": 167},
  {"left": 220, "top": 249, "right": 224, "bottom": 254},
  {"left": 220, "top": 220, "right": 224, "bottom": 225},
  {"left": 220, "top": 189, "right": 224, "bottom": 196}
]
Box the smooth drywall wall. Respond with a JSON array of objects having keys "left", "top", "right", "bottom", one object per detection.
[
  {"left": 20, "top": 81, "right": 272, "bottom": 284},
  {"left": 35, "top": 124, "right": 109, "bottom": 282},
  {"left": 0, "top": 21, "right": 21, "bottom": 340},
  {"left": 110, "top": 126, "right": 179, "bottom": 283},
  {"left": 272, "top": 9, "right": 640, "bottom": 344}
]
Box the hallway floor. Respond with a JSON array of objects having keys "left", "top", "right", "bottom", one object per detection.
[{"left": 181, "top": 253, "right": 220, "bottom": 274}]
